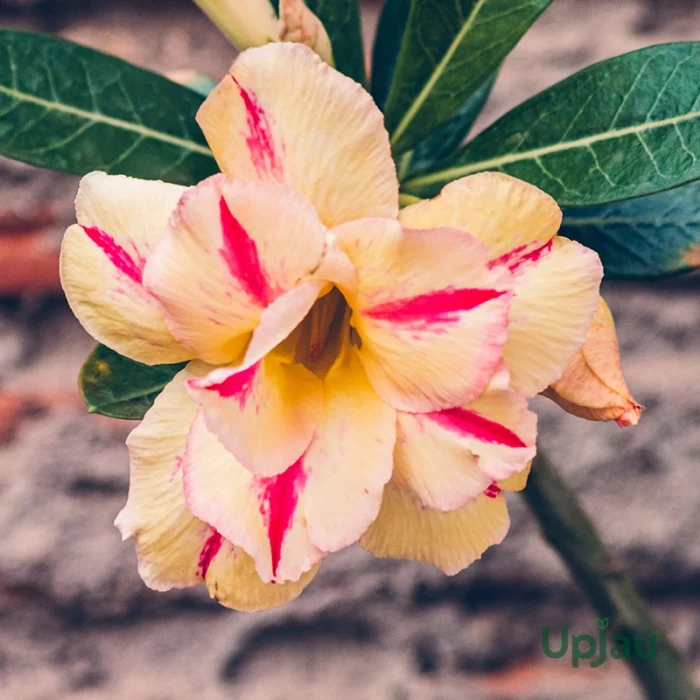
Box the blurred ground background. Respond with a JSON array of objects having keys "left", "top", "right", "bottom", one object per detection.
[{"left": 0, "top": 0, "right": 699, "bottom": 698}]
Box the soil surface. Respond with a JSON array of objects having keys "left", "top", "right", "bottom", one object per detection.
[{"left": 0, "top": 1, "right": 699, "bottom": 698}]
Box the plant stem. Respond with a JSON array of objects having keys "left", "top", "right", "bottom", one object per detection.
[{"left": 523, "top": 453, "right": 699, "bottom": 700}]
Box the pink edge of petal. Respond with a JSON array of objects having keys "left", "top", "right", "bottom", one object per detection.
[
  {"left": 231, "top": 75, "right": 284, "bottom": 180},
  {"left": 82, "top": 225, "right": 145, "bottom": 284},
  {"left": 363, "top": 288, "right": 508, "bottom": 326},
  {"left": 257, "top": 456, "right": 307, "bottom": 580},
  {"left": 188, "top": 361, "right": 260, "bottom": 408},
  {"left": 484, "top": 482, "right": 502, "bottom": 499},
  {"left": 219, "top": 196, "right": 277, "bottom": 306},
  {"left": 488, "top": 240, "right": 553, "bottom": 274},
  {"left": 197, "top": 528, "right": 224, "bottom": 578},
  {"left": 428, "top": 408, "right": 527, "bottom": 449}
]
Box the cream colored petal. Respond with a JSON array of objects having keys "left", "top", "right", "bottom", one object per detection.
[
  {"left": 395, "top": 386, "right": 536, "bottom": 511},
  {"left": 197, "top": 43, "right": 398, "bottom": 227},
  {"left": 194, "top": 0, "right": 279, "bottom": 50},
  {"left": 499, "top": 236, "right": 603, "bottom": 396},
  {"left": 205, "top": 540, "right": 319, "bottom": 612},
  {"left": 334, "top": 217, "right": 512, "bottom": 412},
  {"left": 61, "top": 172, "right": 192, "bottom": 365},
  {"left": 398, "top": 172, "right": 562, "bottom": 258},
  {"left": 279, "top": 0, "right": 334, "bottom": 65},
  {"left": 302, "top": 343, "right": 396, "bottom": 552},
  {"left": 499, "top": 462, "right": 532, "bottom": 492},
  {"left": 186, "top": 352, "right": 323, "bottom": 477},
  {"left": 360, "top": 480, "right": 510, "bottom": 576},
  {"left": 183, "top": 411, "right": 324, "bottom": 583},
  {"left": 144, "top": 176, "right": 329, "bottom": 365},
  {"left": 544, "top": 296, "right": 643, "bottom": 426},
  {"left": 116, "top": 362, "right": 214, "bottom": 591}
]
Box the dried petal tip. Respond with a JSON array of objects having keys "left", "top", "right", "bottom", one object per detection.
[
  {"left": 279, "top": 0, "right": 334, "bottom": 66},
  {"left": 544, "top": 297, "right": 643, "bottom": 427}
]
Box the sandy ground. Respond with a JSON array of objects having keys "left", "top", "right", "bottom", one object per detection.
[{"left": 1, "top": 1, "right": 700, "bottom": 698}]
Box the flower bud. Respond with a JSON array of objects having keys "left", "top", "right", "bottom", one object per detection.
[
  {"left": 194, "top": 0, "right": 279, "bottom": 51},
  {"left": 279, "top": 0, "right": 334, "bottom": 66},
  {"left": 543, "top": 297, "right": 642, "bottom": 427}
]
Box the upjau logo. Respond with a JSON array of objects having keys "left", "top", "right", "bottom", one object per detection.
[{"left": 542, "top": 618, "right": 657, "bottom": 667}]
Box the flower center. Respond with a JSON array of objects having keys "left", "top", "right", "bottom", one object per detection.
[{"left": 293, "top": 287, "right": 349, "bottom": 376}]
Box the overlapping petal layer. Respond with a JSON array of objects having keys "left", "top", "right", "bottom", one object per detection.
[
  {"left": 144, "top": 176, "right": 332, "bottom": 366},
  {"left": 183, "top": 344, "right": 395, "bottom": 582},
  {"left": 333, "top": 218, "right": 512, "bottom": 412},
  {"left": 400, "top": 173, "right": 603, "bottom": 396},
  {"left": 116, "top": 365, "right": 316, "bottom": 610},
  {"left": 197, "top": 43, "right": 398, "bottom": 228},
  {"left": 395, "top": 386, "right": 536, "bottom": 512},
  {"left": 60, "top": 172, "right": 192, "bottom": 365}
]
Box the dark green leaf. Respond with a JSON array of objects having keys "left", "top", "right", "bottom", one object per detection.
[
  {"left": 370, "top": 0, "right": 411, "bottom": 111},
  {"left": 306, "top": 0, "right": 366, "bottom": 84},
  {"left": 79, "top": 344, "right": 186, "bottom": 420},
  {"left": 384, "top": 0, "right": 554, "bottom": 154},
  {"left": 562, "top": 181, "right": 700, "bottom": 279},
  {"left": 406, "top": 73, "right": 497, "bottom": 177},
  {"left": 403, "top": 43, "right": 700, "bottom": 206},
  {"left": 0, "top": 30, "right": 218, "bottom": 185}
]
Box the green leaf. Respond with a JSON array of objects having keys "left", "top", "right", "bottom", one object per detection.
[
  {"left": 306, "top": 0, "right": 366, "bottom": 85},
  {"left": 561, "top": 181, "right": 700, "bottom": 279},
  {"left": 0, "top": 30, "right": 218, "bottom": 185},
  {"left": 79, "top": 344, "right": 186, "bottom": 420},
  {"left": 384, "top": 0, "right": 554, "bottom": 154},
  {"left": 370, "top": 0, "right": 411, "bottom": 111},
  {"left": 403, "top": 43, "right": 700, "bottom": 206},
  {"left": 406, "top": 73, "right": 497, "bottom": 178}
]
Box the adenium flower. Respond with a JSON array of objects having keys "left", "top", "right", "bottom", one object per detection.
[{"left": 61, "top": 44, "right": 612, "bottom": 611}]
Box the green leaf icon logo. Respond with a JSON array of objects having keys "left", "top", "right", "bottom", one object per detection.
[{"left": 596, "top": 618, "right": 610, "bottom": 630}]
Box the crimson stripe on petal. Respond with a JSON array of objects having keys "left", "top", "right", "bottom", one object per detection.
[
  {"left": 489, "top": 240, "right": 553, "bottom": 274},
  {"left": 197, "top": 528, "right": 224, "bottom": 578},
  {"left": 231, "top": 75, "right": 284, "bottom": 180},
  {"left": 219, "top": 197, "right": 276, "bottom": 306},
  {"left": 428, "top": 407, "right": 527, "bottom": 449},
  {"left": 484, "top": 482, "right": 502, "bottom": 499},
  {"left": 190, "top": 361, "right": 260, "bottom": 407},
  {"left": 364, "top": 287, "right": 506, "bottom": 325},
  {"left": 82, "top": 225, "right": 145, "bottom": 284},
  {"left": 257, "top": 457, "right": 307, "bottom": 579}
]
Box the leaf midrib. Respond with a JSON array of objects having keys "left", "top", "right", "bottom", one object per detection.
[
  {"left": 403, "top": 107, "right": 700, "bottom": 189},
  {"left": 389, "top": 0, "right": 488, "bottom": 148},
  {"left": 0, "top": 82, "right": 213, "bottom": 157}
]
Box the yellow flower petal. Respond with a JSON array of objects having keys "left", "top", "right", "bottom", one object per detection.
[
  {"left": 187, "top": 352, "right": 323, "bottom": 478},
  {"left": 360, "top": 480, "right": 510, "bottom": 576},
  {"left": 194, "top": 0, "right": 279, "bottom": 50},
  {"left": 499, "top": 236, "right": 603, "bottom": 396},
  {"left": 279, "top": 0, "right": 334, "bottom": 66},
  {"left": 333, "top": 217, "right": 512, "bottom": 412},
  {"left": 197, "top": 43, "right": 398, "bottom": 228},
  {"left": 144, "top": 176, "right": 329, "bottom": 365},
  {"left": 398, "top": 172, "right": 562, "bottom": 258},
  {"left": 60, "top": 172, "right": 193, "bottom": 365},
  {"left": 395, "top": 386, "right": 536, "bottom": 511},
  {"left": 544, "top": 296, "right": 643, "bottom": 426}
]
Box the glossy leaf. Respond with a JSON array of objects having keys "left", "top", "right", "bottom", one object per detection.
[
  {"left": 403, "top": 43, "right": 700, "bottom": 205},
  {"left": 371, "top": 0, "right": 411, "bottom": 111},
  {"left": 0, "top": 30, "right": 218, "bottom": 185},
  {"left": 562, "top": 181, "right": 700, "bottom": 279},
  {"left": 79, "top": 344, "right": 187, "bottom": 420},
  {"left": 384, "top": 0, "right": 553, "bottom": 154},
  {"left": 306, "top": 0, "right": 366, "bottom": 84},
  {"left": 406, "top": 73, "right": 497, "bottom": 178}
]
